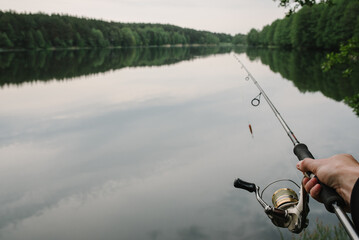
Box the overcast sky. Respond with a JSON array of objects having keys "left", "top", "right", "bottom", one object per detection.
[{"left": 0, "top": 0, "right": 287, "bottom": 35}]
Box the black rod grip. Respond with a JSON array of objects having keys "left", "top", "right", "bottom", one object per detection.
[
  {"left": 293, "top": 143, "right": 345, "bottom": 213},
  {"left": 234, "top": 178, "right": 256, "bottom": 193},
  {"left": 293, "top": 143, "right": 314, "bottom": 160}
]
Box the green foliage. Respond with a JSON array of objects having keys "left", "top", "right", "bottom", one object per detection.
[
  {"left": 74, "top": 32, "right": 85, "bottom": 47},
  {"left": 274, "top": 0, "right": 333, "bottom": 15},
  {"left": 25, "top": 30, "right": 36, "bottom": 49},
  {"left": 0, "top": 11, "right": 233, "bottom": 50},
  {"left": 248, "top": 0, "right": 358, "bottom": 50},
  {"left": 266, "top": 20, "right": 280, "bottom": 46},
  {"left": 34, "top": 30, "right": 46, "bottom": 48},
  {"left": 322, "top": 38, "right": 359, "bottom": 77},
  {"left": 344, "top": 93, "right": 359, "bottom": 116},
  {"left": 232, "top": 33, "right": 246, "bottom": 45},
  {"left": 340, "top": 1, "right": 359, "bottom": 40},
  {"left": 90, "top": 28, "right": 109, "bottom": 47},
  {"left": 274, "top": 15, "right": 293, "bottom": 48},
  {"left": 247, "top": 29, "right": 260, "bottom": 46},
  {"left": 258, "top": 25, "right": 270, "bottom": 46},
  {"left": 291, "top": 7, "right": 315, "bottom": 48},
  {"left": 292, "top": 220, "right": 349, "bottom": 240},
  {"left": 0, "top": 32, "right": 13, "bottom": 48}
]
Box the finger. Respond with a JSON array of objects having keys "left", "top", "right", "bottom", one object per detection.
[
  {"left": 302, "top": 177, "right": 310, "bottom": 186},
  {"left": 296, "top": 158, "right": 319, "bottom": 174},
  {"left": 303, "top": 177, "right": 318, "bottom": 193},
  {"left": 309, "top": 184, "right": 322, "bottom": 203}
]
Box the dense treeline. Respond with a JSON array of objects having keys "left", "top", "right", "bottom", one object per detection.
[
  {"left": 247, "top": 0, "right": 359, "bottom": 49},
  {"left": 0, "top": 11, "right": 233, "bottom": 50},
  {"left": 232, "top": 33, "right": 246, "bottom": 45},
  {"left": 0, "top": 46, "right": 236, "bottom": 86}
]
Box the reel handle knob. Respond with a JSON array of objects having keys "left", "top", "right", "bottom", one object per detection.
[
  {"left": 234, "top": 178, "right": 256, "bottom": 193},
  {"left": 294, "top": 143, "right": 345, "bottom": 213}
]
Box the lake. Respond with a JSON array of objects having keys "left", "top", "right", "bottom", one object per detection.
[{"left": 0, "top": 47, "right": 358, "bottom": 240}]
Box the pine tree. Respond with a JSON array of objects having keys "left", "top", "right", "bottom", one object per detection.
[
  {"left": 0, "top": 32, "right": 13, "bottom": 48},
  {"left": 25, "top": 30, "right": 36, "bottom": 49},
  {"left": 34, "top": 30, "right": 46, "bottom": 48}
]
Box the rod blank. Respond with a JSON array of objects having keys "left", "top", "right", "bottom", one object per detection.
[{"left": 234, "top": 55, "right": 299, "bottom": 145}]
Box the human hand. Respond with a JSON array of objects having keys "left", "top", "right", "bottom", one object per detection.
[{"left": 296, "top": 154, "right": 359, "bottom": 208}]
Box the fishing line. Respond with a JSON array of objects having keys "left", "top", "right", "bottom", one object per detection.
[
  {"left": 235, "top": 55, "right": 255, "bottom": 139},
  {"left": 234, "top": 54, "right": 299, "bottom": 146},
  {"left": 260, "top": 179, "right": 300, "bottom": 199},
  {"left": 251, "top": 92, "right": 262, "bottom": 107}
]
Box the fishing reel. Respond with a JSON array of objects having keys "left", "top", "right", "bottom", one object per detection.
[{"left": 234, "top": 178, "right": 309, "bottom": 233}]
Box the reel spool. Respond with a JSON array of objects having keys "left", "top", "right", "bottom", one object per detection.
[{"left": 272, "top": 188, "right": 299, "bottom": 210}]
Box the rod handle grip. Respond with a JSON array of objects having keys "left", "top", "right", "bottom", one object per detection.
[
  {"left": 293, "top": 143, "right": 345, "bottom": 213},
  {"left": 234, "top": 178, "right": 256, "bottom": 193}
]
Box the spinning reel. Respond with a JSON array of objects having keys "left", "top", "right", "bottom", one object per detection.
[{"left": 234, "top": 178, "right": 310, "bottom": 233}]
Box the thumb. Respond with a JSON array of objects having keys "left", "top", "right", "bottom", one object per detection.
[{"left": 296, "top": 158, "right": 318, "bottom": 174}]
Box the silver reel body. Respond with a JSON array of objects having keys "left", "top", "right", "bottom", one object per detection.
[{"left": 234, "top": 178, "right": 309, "bottom": 233}]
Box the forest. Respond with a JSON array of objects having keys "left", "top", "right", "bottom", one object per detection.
[
  {"left": 2, "top": 0, "right": 357, "bottom": 51},
  {"left": 246, "top": 0, "right": 359, "bottom": 49},
  {"left": 0, "top": 11, "right": 235, "bottom": 49}
]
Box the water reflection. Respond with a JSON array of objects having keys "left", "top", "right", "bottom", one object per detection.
[
  {"left": 2, "top": 46, "right": 358, "bottom": 104},
  {"left": 0, "top": 48, "right": 358, "bottom": 240},
  {"left": 241, "top": 47, "right": 359, "bottom": 102},
  {"left": 0, "top": 46, "right": 235, "bottom": 87}
]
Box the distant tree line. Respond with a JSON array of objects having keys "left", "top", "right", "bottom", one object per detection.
[
  {"left": 0, "top": 11, "right": 233, "bottom": 50},
  {"left": 232, "top": 33, "right": 246, "bottom": 45},
  {"left": 247, "top": 0, "right": 359, "bottom": 49}
]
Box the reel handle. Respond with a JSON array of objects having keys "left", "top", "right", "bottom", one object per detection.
[
  {"left": 234, "top": 178, "right": 256, "bottom": 193},
  {"left": 293, "top": 143, "right": 345, "bottom": 213}
]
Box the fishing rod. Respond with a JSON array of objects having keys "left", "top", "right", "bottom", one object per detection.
[{"left": 233, "top": 55, "right": 358, "bottom": 239}]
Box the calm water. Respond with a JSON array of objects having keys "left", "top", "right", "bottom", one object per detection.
[{"left": 0, "top": 47, "right": 358, "bottom": 240}]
